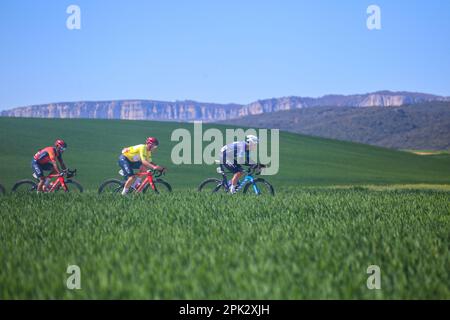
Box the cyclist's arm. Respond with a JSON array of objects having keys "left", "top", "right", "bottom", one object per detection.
[
  {"left": 139, "top": 146, "right": 164, "bottom": 171},
  {"left": 141, "top": 159, "right": 156, "bottom": 169},
  {"left": 58, "top": 157, "right": 67, "bottom": 171},
  {"left": 143, "top": 160, "right": 165, "bottom": 171},
  {"left": 139, "top": 146, "right": 154, "bottom": 170},
  {"left": 48, "top": 150, "right": 62, "bottom": 174},
  {"left": 48, "top": 161, "right": 60, "bottom": 174},
  {"left": 244, "top": 149, "right": 257, "bottom": 166}
]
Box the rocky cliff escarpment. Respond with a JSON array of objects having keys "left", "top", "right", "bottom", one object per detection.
[{"left": 2, "top": 91, "right": 448, "bottom": 121}]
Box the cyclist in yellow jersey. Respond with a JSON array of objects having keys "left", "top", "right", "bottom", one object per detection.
[
  {"left": 118, "top": 137, "right": 165, "bottom": 195},
  {"left": 122, "top": 144, "right": 151, "bottom": 163}
]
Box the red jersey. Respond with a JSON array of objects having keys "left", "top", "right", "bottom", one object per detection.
[{"left": 33, "top": 147, "right": 62, "bottom": 165}]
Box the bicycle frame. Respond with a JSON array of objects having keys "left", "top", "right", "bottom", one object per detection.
[
  {"left": 220, "top": 171, "right": 261, "bottom": 195},
  {"left": 131, "top": 170, "right": 157, "bottom": 193},
  {"left": 43, "top": 173, "right": 68, "bottom": 192}
]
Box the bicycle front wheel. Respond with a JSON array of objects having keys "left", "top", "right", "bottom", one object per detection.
[
  {"left": 198, "top": 178, "right": 226, "bottom": 193},
  {"left": 143, "top": 179, "right": 172, "bottom": 194},
  {"left": 98, "top": 179, "right": 124, "bottom": 194},
  {"left": 63, "top": 180, "right": 84, "bottom": 193},
  {"left": 243, "top": 178, "right": 275, "bottom": 196}
]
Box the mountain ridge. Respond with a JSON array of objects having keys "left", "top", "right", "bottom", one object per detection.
[{"left": 2, "top": 91, "right": 449, "bottom": 122}]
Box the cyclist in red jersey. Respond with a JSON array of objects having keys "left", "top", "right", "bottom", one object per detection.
[{"left": 31, "top": 139, "right": 68, "bottom": 192}]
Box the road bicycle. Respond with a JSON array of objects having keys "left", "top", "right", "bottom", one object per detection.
[
  {"left": 12, "top": 169, "right": 83, "bottom": 193},
  {"left": 98, "top": 169, "right": 172, "bottom": 194},
  {"left": 198, "top": 162, "right": 275, "bottom": 195}
]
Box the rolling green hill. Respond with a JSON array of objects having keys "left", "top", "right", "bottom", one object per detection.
[
  {"left": 219, "top": 102, "right": 450, "bottom": 151},
  {"left": 0, "top": 117, "right": 449, "bottom": 190}
]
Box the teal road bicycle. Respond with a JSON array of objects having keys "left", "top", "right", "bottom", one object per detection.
[{"left": 198, "top": 162, "right": 275, "bottom": 195}]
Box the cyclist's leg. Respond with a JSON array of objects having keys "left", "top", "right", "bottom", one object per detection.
[
  {"left": 137, "top": 163, "right": 147, "bottom": 174},
  {"left": 32, "top": 159, "right": 45, "bottom": 192},
  {"left": 43, "top": 161, "right": 57, "bottom": 177},
  {"left": 42, "top": 163, "right": 56, "bottom": 190},
  {"left": 118, "top": 155, "right": 136, "bottom": 194},
  {"left": 225, "top": 163, "right": 243, "bottom": 192},
  {"left": 134, "top": 164, "right": 147, "bottom": 186},
  {"left": 129, "top": 161, "right": 143, "bottom": 186},
  {"left": 231, "top": 167, "right": 244, "bottom": 186}
]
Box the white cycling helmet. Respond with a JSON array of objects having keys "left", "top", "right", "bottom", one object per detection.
[{"left": 245, "top": 135, "right": 259, "bottom": 145}]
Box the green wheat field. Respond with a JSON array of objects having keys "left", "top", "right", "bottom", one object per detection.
[{"left": 0, "top": 118, "right": 449, "bottom": 299}]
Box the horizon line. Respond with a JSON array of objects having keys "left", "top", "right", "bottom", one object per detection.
[{"left": 3, "top": 89, "right": 450, "bottom": 111}]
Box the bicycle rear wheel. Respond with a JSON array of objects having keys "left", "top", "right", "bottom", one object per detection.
[
  {"left": 63, "top": 180, "right": 83, "bottom": 193},
  {"left": 98, "top": 179, "right": 124, "bottom": 194},
  {"left": 198, "top": 178, "right": 227, "bottom": 193},
  {"left": 11, "top": 180, "right": 37, "bottom": 193},
  {"left": 243, "top": 178, "right": 275, "bottom": 196}
]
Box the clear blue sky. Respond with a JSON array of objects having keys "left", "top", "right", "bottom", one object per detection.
[{"left": 1, "top": 0, "right": 449, "bottom": 110}]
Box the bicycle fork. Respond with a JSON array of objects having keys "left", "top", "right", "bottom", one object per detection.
[{"left": 242, "top": 176, "right": 261, "bottom": 195}]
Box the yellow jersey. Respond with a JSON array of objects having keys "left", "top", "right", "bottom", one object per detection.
[{"left": 121, "top": 144, "right": 152, "bottom": 162}]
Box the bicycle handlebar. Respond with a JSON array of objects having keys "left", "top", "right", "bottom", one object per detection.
[
  {"left": 146, "top": 168, "right": 165, "bottom": 178},
  {"left": 50, "top": 169, "right": 77, "bottom": 178},
  {"left": 247, "top": 164, "right": 266, "bottom": 175}
]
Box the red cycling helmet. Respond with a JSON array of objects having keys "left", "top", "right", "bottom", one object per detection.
[
  {"left": 146, "top": 137, "right": 159, "bottom": 147},
  {"left": 55, "top": 139, "right": 67, "bottom": 150}
]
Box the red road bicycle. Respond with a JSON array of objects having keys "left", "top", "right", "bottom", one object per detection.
[
  {"left": 12, "top": 169, "right": 83, "bottom": 193},
  {"left": 98, "top": 169, "right": 172, "bottom": 194}
]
